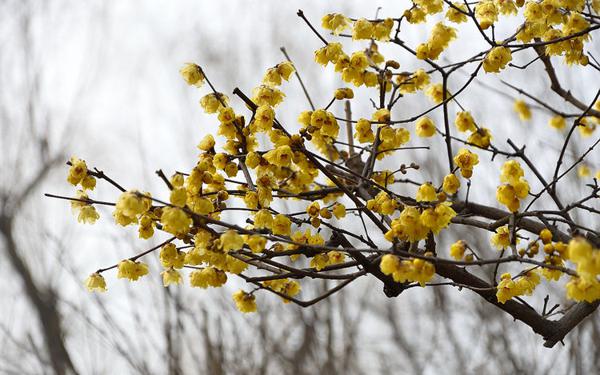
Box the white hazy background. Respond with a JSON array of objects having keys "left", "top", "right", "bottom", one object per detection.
[{"left": 2, "top": 0, "right": 599, "bottom": 374}]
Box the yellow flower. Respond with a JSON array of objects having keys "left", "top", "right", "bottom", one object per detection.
[
  {"left": 446, "top": 2, "right": 468, "bottom": 23},
  {"left": 467, "top": 127, "right": 492, "bottom": 149},
  {"left": 420, "top": 203, "right": 457, "bottom": 234},
  {"left": 372, "top": 108, "right": 390, "bottom": 123},
  {"left": 71, "top": 190, "right": 100, "bottom": 224},
  {"left": 397, "top": 69, "right": 430, "bottom": 94},
  {"left": 85, "top": 273, "right": 107, "bottom": 292},
  {"left": 497, "top": 160, "right": 529, "bottom": 212},
  {"left": 220, "top": 230, "right": 244, "bottom": 252},
  {"left": 117, "top": 260, "right": 149, "bottom": 281},
  {"left": 373, "top": 18, "right": 394, "bottom": 41},
  {"left": 171, "top": 173, "right": 184, "bottom": 188},
  {"left": 567, "top": 237, "right": 600, "bottom": 279},
  {"left": 380, "top": 253, "right": 435, "bottom": 287},
  {"left": 491, "top": 225, "right": 512, "bottom": 250},
  {"left": 405, "top": 7, "right": 426, "bottom": 24},
  {"left": 254, "top": 209, "right": 273, "bottom": 230},
  {"left": 252, "top": 85, "right": 285, "bottom": 107},
  {"left": 161, "top": 268, "right": 183, "bottom": 287},
  {"left": 200, "top": 93, "right": 228, "bottom": 113},
  {"left": 475, "top": 0, "right": 498, "bottom": 30},
  {"left": 385, "top": 206, "right": 430, "bottom": 242},
  {"left": 160, "top": 243, "right": 186, "bottom": 269},
  {"left": 496, "top": 273, "right": 517, "bottom": 303},
  {"left": 272, "top": 214, "right": 291, "bottom": 236},
  {"left": 247, "top": 234, "right": 267, "bottom": 253},
  {"left": 415, "top": 116, "right": 436, "bottom": 137},
  {"left": 310, "top": 253, "right": 329, "bottom": 271},
  {"left": 442, "top": 174, "right": 460, "bottom": 195},
  {"left": 578, "top": 165, "right": 590, "bottom": 178},
  {"left": 380, "top": 254, "right": 400, "bottom": 275},
  {"left": 416, "top": 182, "right": 437, "bottom": 202},
  {"left": 352, "top": 18, "right": 374, "bottom": 40},
  {"left": 113, "top": 191, "right": 150, "bottom": 226},
  {"left": 349, "top": 51, "right": 369, "bottom": 71},
  {"left": 578, "top": 118, "right": 597, "bottom": 137},
  {"left": 334, "top": 88, "right": 354, "bottom": 100},
  {"left": 454, "top": 111, "right": 476, "bottom": 132},
  {"left": 218, "top": 106, "right": 236, "bottom": 125},
  {"left": 483, "top": 46, "right": 512, "bottom": 73},
  {"left": 254, "top": 105, "right": 275, "bottom": 132},
  {"left": 197, "top": 134, "right": 216, "bottom": 151},
  {"left": 138, "top": 214, "right": 155, "bottom": 239},
  {"left": 314, "top": 42, "right": 344, "bottom": 66},
  {"left": 453, "top": 148, "right": 479, "bottom": 178},
  {"left": 277, "top": 61, "right": 295, "bottom": 81},
  {"left": 513, "top": 99, "right": 532, "bottom": 121},
  {"left": 332, "top": 203, "right": 346, "bottom": 219},
  {"left": 416, "top": 22, "right": 457, "bottom": 60},
  {"left": 169, "top": 187, "right": 187, "bottom": 208},
  {"left": 425, "top": 83, "right": 448, "bottom": 103},
  {"left": 245, "top": 152, "right": 261, "bottom": 169},
  {"left": 541, "top": 255, "right": 564, "bottom": 281},
  {"left": 322, "top": 13, "right": 351, "bottom": 35},
  {"left": 416, "top": 0, "right": 443, "bottom": 13},
  {"left": 160, "top": 206, "right": 192, "bottom": 236},
  {"left": 190, "top": 267, "right": 227, "bottom": 288},
  {"left": 548, "top": 115, "right": 566, "bottom": 130},
  {"left": 327, "top": 250, "right": 345, "bottom": 265},
  {"left": 263, "top": 145, "right": 293, "bottom": 168},
  {"left": 81, "top": 175, "right": 96, "bottom": 190},
  {"left": 450, "top": 240, "right": 466, "bottom": 260},
  {"left": 67, "top": 157, "right": 88, "bottom": 186},
  {"left": 540, "top": 228, "right": 553, "bottom": 244},
  {"left": 306, "top": 201, "right": 320, "bottom": 217},
  {"left": 263, "top": 279, "right": 301, "bottom": 303},
  {"left": 233, "top": 290, "right": 257, "bottom": 313},
  {"left": 263, "top": 61, "right": 295, "bottom": 86},
  {"left": 179, "top": 63, "right": 204, "bottom": 86},
  {"left": 500, "top": 160, "right": 524, "bottom": 185},
  {"left": 496, "top": 184, "right": 520, "bottom": 212},
  {"left": 566, "top": 276, "right": 600, "bottom": 302}
]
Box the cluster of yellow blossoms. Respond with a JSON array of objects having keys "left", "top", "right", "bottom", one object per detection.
[
  {"left": 566, "top": 238, "right": 600, "bottom": 302},
  {"left": 496, "top": 160, "right": 530, "bottom": 212},
  {"left": 489, "top": 227, "right": 600, "bottom": 304},
  {"left": 68, "top": 158, "right": 99, "bottom": 224},
  {"left": 69, "top": 2, "right": 600, "bottom": 317},
  {"left": 449, "top": 240, "right": 474, "bottom": 261},
  {"left": 496, "top": 270, "right": 541, "bottom": 304},
  {"left": 380, "top": 253, "right": 436, "bottom": 287},
  {"left": 483, "top": 47, "right": 512, "bottom": 73},
  {"left": 262, "top": 279, "right": 301, "bottom": 303},
  {"left": 416, "top": 22, "right": 457, "bottom": 60},
  {"left": 453, "top": 148, "right": 479, "bottom": 178},
  {"left": 454, "top": 111, "right": 492, "bottom": 149},
  {"left": 384, "top": 203, "right": 457, "bottom": 243}
]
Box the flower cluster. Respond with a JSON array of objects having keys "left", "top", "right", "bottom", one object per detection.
[
  {"left": 380, "top": 253, "right": 436, "bottom": 287},
  {"left": 496, "top": 270, "right": 541, "bottom": 304},
  {"left": 496, "top": 160, "right": 530, "bottom": 212},
  {"left": 566, "top": 238, "right": 600, "bottom": 302},
  {"left": 416, "top": 22, "right": 457, "bottom": 60},
  {"left": 57, "top": 2, "right": 600, "bottom": 322}
]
